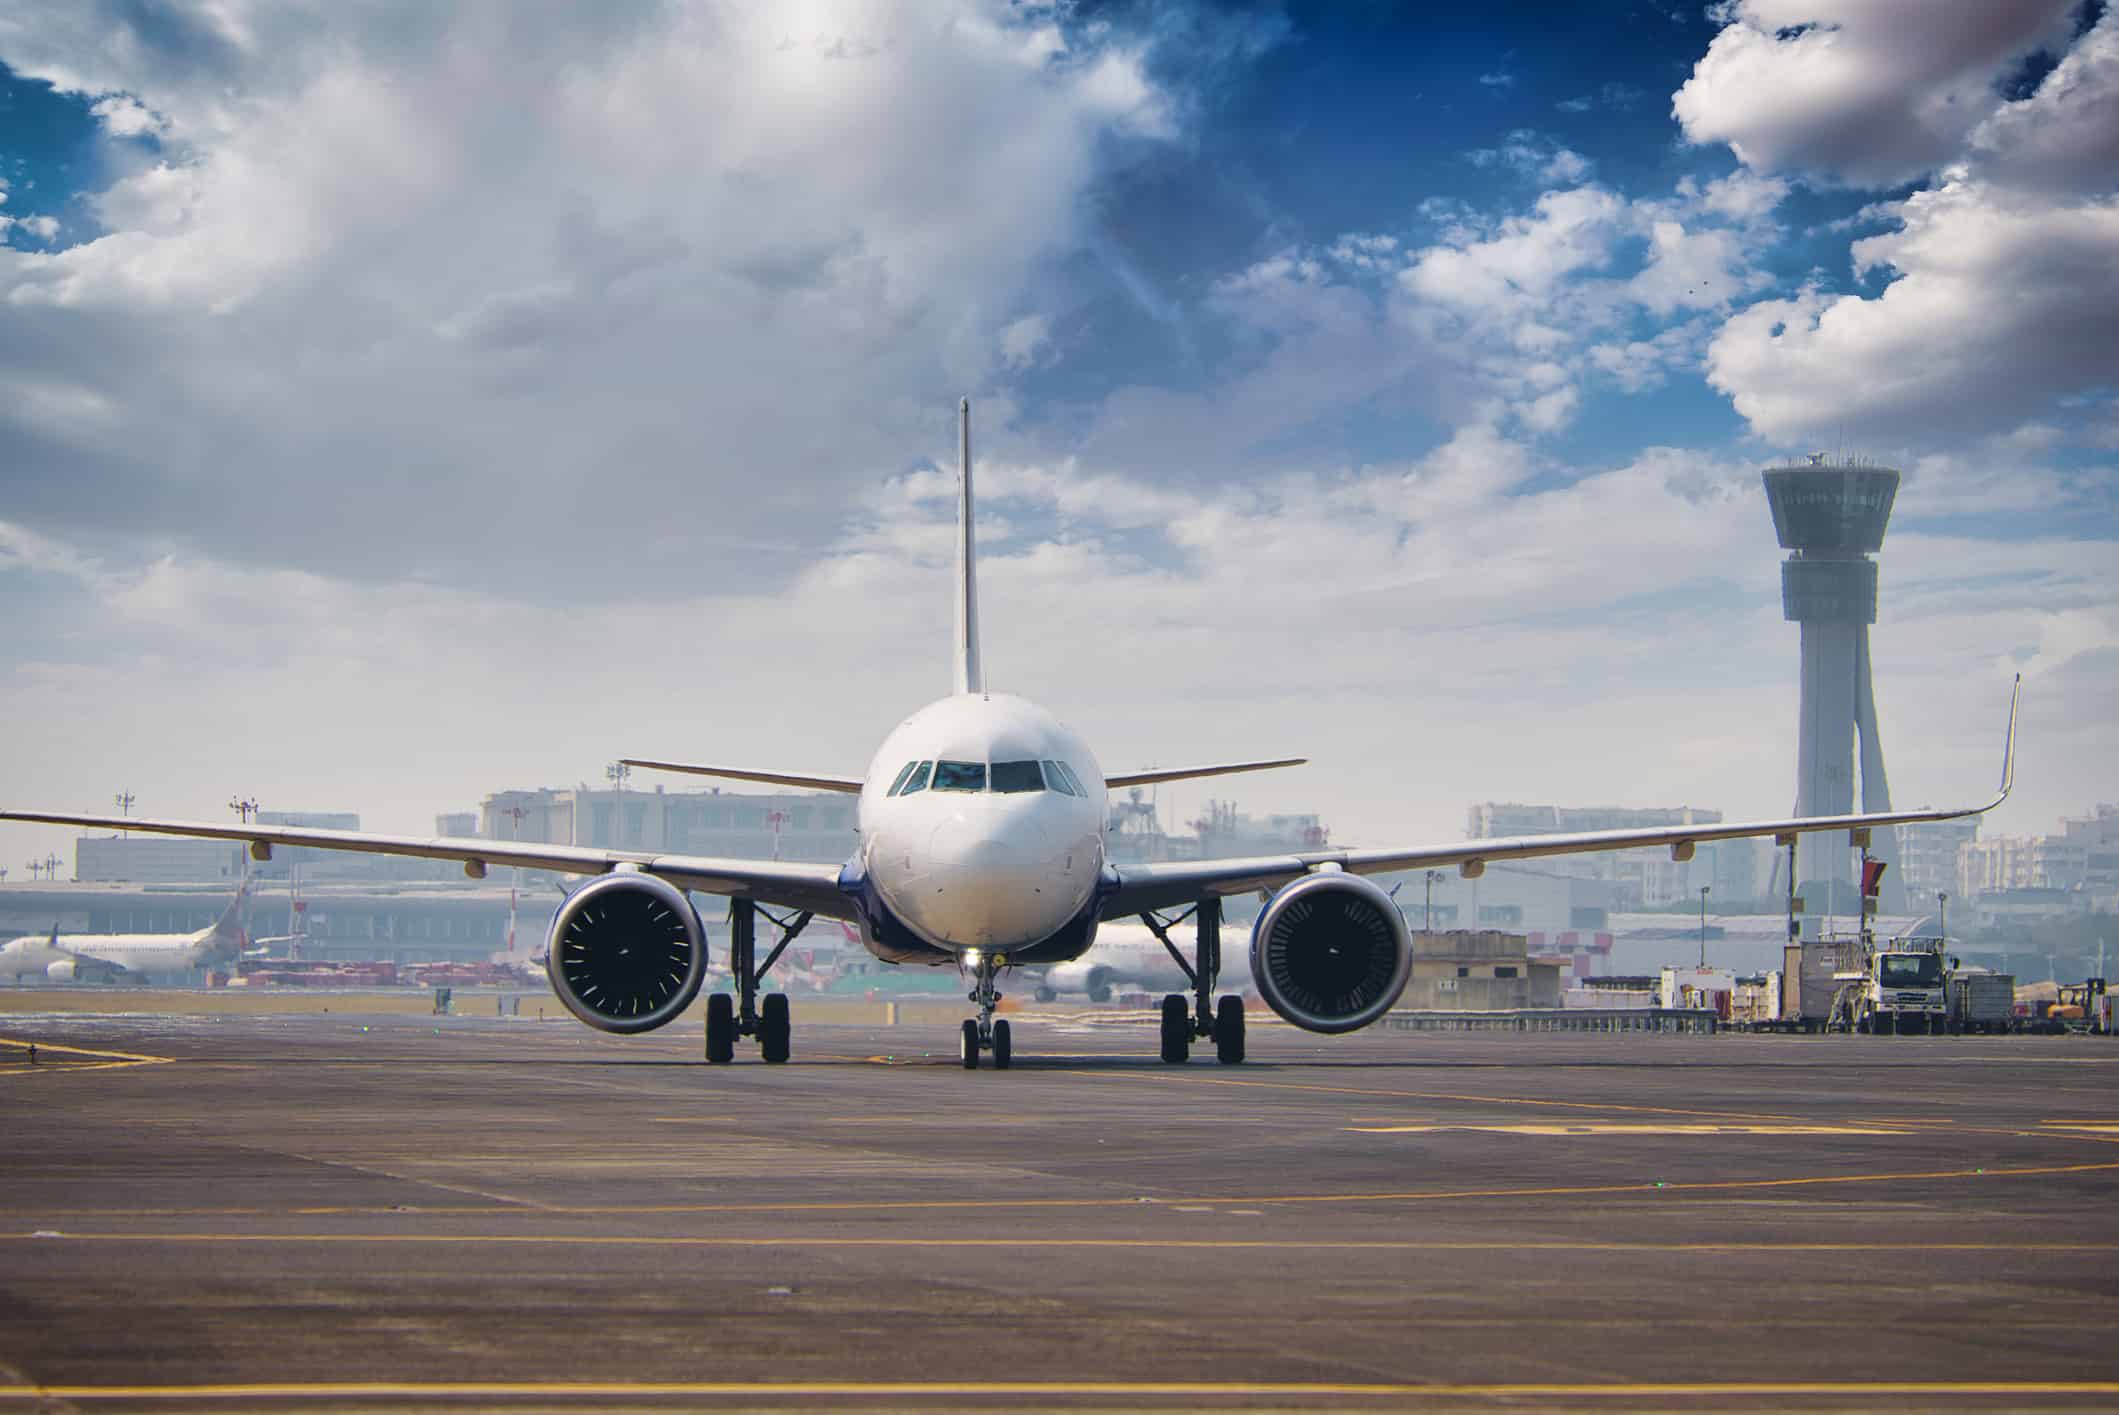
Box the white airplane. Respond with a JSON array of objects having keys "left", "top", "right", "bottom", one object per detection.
[
  {"left": 0, "top": 876, "right": 251, "bottom": 982},
  {"left": 1029, "top": 919, "right": 1255, "bottom": 1003},
  {"left": 2, "top": 402, "right": 2019, "bottom": 1068}
]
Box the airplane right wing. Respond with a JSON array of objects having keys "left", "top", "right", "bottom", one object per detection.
[
  {"left": 1105, "top": 676, "right": 2020, "bottom": 918},
  {"left": 0, "top": 809, "right": 858, "bottom": 921}
]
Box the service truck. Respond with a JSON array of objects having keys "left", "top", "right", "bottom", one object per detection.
[{"left": 1828, "top": 938, "right": 1949, "bottom": 1035}]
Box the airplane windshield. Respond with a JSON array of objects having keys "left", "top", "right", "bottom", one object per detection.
[
  {"left": 991, "top": 761, "right": 1044, "bottom": 793},
  {"left": 1053, "top": 761, "right": 1088, "bottom": 796},
  {"left": 886, "top": 761, "right": 919, "bottom": 795},
  {"left": 1039, "top": 761, "right": 1076, "bottom": 796},
  {"left": 898, "top": 761, "right": 932, "bottom": 795},
  {"left": 931, "top": 761, "right": 986, "bottom": 792}
]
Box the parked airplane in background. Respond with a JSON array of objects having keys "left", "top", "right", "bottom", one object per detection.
[
  {"left": 0, "top": 876, "right": 251, "bottom": 982},
  {"left": 1029, "top": 919, "right": 1255, "bottom": 1003},
  {"left": 2, "top": 402, "right": 2018, "bottom": 1069}
]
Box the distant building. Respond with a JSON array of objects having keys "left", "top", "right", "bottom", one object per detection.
[
  {"left": 1899, "top": 818, "right": 1980, "bottom": 904},
  {"left": 435, "top": 812, "right": 480, "bottom": 838},
  {"left": 1959, "top": 834, "right": 2086, "bottom": 897},
  {"left": 74, "top": 836, "right": 247, "bottom": 884},
  {"left": 2058, "top": 805, "right": 2119, "bottom": 911},
  {"left": 1400, "top": 929, "right": 1561, "bottom": 1011},
  {"left": 1467, "top": 802, "right": 1725, "bottom": 909},
  {"left": 480, "top": 784, "right": 858, "bottom": 863}
]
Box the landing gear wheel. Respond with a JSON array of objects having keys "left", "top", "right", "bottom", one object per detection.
[
  {"left": 992, "top": 1019, "right": 1012, "bottom": 1070},
  {"left": 1214, "top": 994, "right": 1246, "bottom": 1065},
  {"left": 706, "top": 994, "right": 736, "bottom": 1064},
  {"left": 960, "top": 1019, "right": 981, "bottom": 1069},
  {"left": 760, "top": 992, "right": 791, "bottom": 1064},
  {"left": 1160, "top": 994, "right": 1191, "bottom": 1064}
]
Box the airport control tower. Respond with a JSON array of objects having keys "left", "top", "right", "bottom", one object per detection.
[{"left": 1764, "top": 454, "right": 1908, "bottom": 929}]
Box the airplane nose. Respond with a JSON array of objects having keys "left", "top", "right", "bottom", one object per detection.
[{"left": 905, "top": 812, "right": 1064, "bottom": 948}]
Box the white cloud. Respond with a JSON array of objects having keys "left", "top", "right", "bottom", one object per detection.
[
  {"left": 0, "top": 1, "right": 1184, "bottom": 593},
  {"left": 1674, "top": 0, "right": 2082, "bottom": 186},
  {"left": 1707, "top": 171, "right": 2119, "bottom": 444},
  {"left": 1968, "top": 11, "right": 2119, "bottom": 195},
  {"left": 1466, "top": 130, "right": 1592, "bottom": 186},
  {"left": 1478, "top": 71, "right": 1515, "bottom": 88},
  {"left": 1695, "top": 6, "right": 2119, "bottom": 445},
  {"left": 90, "top": 93, "right": 163, "bottom": 137},
  {"left": 998, "top": 314, "right": 1051, "bottom": 369}
]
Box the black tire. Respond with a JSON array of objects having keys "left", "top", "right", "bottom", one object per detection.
[
  {"left": 960, "top": 1019, "right": 980, "bottom": 1069},
  {"left": 760, "top": 993, "right": 791, "bottom": 1064},
  {"left": 1214, "top": 995, "right": 1245, "bottom": 1065},
  {"left": 1088, "top": 984, "right": 1111, "bottom": 1003},
  {"left": 993, "top": 1019, "right": 1012, "bottom": 1070},
  {"left": 1160, "top": 994, "right": 1190, "bottom": 1064},
  {"left": 1880, "top": 1011, "right": 1897, "bottom": 1037},
  {"left": 706, "top": 994, "right": 736, "bottom": 1064}
]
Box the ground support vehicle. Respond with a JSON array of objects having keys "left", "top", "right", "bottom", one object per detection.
[
  {"left": 1946, "top": 968, "right": 2018, "bottom": 1034},
  {"left": 1827, "top": 938, "right": 1949, "bottom": 1036}
]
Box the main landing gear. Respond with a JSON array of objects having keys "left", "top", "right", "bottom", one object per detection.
[
  {"left": 961, "top": 950, "right": 1013, "bottom": 1070},
  {"left": 705, "top": 898, "right": 811, "bottom": 1065},
  {"left": 1140, "top": 897, "right": 1245, "bottom": 1065}
]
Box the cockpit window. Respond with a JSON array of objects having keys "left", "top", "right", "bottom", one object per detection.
[
  {"left": 1053, "top": 760, "right": 1089, "bottom": 796},
  {"left": 1040, "top": 760, "right": 1077, "bottom": 796},
  {"left": 886, "top": 761, "right": 919, "bottom": 796},
  {"left": 991, "top": 761, "right": 1045, "bottom": 793},
  {"left": 897, "top": 761, "right": 933, "bottom": 796},
  {"left": 931, "top": 761, "right": 986, "bottom": 792}
]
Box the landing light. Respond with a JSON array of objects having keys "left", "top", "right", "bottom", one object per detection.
[{"left": 963, "top": 948, "right": 983, "bottom": 967}]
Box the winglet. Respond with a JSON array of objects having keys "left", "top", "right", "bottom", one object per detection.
[
  {"left": 954, "top": 397, "right": 983, "bottom": 696},
  {"left": 1996, "top": 672, "right": 2020, "bottom": 803}
]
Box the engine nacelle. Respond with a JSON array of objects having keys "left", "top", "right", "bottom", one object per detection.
[
  {"left": 1042, "top": 960, "right": 1113, "bottom": 1002},
  {"left": 1249, "top": 871, "right": 1413, "bottom": 1034},
  {"left": 545, "top": 873, "right": 707, "bottom": 1034},
  {"left": 46, "top": 958, "right": 77, "bottom": 982}
]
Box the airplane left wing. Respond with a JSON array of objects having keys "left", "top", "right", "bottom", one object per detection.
[
  {"left": 1106, "top": 758, "right": 1306, "bottom": 789},
  {"left": 1105, "top": 677, "right": 2020, "bottom": 919},
  {"left": 0, "top": 810, "right": 856, "bottom": 921}
]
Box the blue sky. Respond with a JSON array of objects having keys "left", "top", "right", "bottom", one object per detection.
[{"left": 1, "top": 0, "right": 2114, "bottom": 867}]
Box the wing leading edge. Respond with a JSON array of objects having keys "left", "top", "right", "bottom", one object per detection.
[
  {"left": 618, "top": 759, "right": 863, "bottom": 794},
  {"left": 1106, "top": 758, "right": 1307, "bottom": 790},
  {"left": 0, "top": 810, "right": 855, "bottom": 921},
  {"left": 1104, "top": 676, "right": 2021, "bottom": 919}
]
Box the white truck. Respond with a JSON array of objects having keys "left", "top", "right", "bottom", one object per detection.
[{"left": 1828, "top": 938, "right": 1949, "bottom": 1036}]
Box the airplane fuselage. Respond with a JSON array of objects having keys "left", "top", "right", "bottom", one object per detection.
[
  {"left": 848, "top": 691, "right": 1107, "bottom": 968},
  {"left": 0, "top": 927, "right": 222, "bottom": 979}
]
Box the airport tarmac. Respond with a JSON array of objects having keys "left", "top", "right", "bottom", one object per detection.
[{"left": 2, "top": 1007, "right": 2117, "bottom": 1413}]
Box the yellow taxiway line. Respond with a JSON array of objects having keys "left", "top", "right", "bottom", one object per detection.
[
  {"left": 2, "top": 1380, "right": 2118, "bottom": 1402},
  {"left": 0, "top": 1036, "right": 173, "bottom": 1077}
]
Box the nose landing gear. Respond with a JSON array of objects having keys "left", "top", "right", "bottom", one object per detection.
[
  {"left": 1141, "top": 897, "right": 1246, "bottom": 1065},
  {"left": 960, "top": 951, "right": 1012, "bottom": 1070},
  {"left": 705, "top": 898, "right": 810, "bottom": 1065}
]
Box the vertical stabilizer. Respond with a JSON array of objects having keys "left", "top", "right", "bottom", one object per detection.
[{"left": 954, "top": 397, "right": 983, "bottom": 695}]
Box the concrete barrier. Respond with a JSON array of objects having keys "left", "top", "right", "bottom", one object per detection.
[{"left": 1382, "top": 1008, "right": 1720, "bottom": 1035}]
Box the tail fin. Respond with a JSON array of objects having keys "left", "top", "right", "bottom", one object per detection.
[
  {"left": 954, "top": 397, "right": 983, "bottom": 696},
  {"left": 210, "top": 871, "right": 252, "bottom": 942}
]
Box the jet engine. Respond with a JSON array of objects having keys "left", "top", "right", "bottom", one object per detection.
[
  {"left": 1249, "top": 871, "right": 1412, "bottom": 1034},
  {"left": 45, "top": 958, "right": 77, "bottom": 982},
  {"left": 1040, "top": 960, "right": 1113, "bottom": 1002},
  {"left": 545, "top": 873, "right": 707, "bottom": 1034}
]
